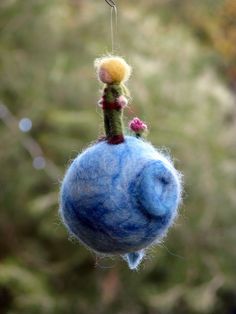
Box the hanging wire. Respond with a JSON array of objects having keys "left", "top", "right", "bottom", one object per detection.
[
  {"left": 105, "top": 0, "right": 116, "bottom": 7},
  {"left": 105, "top": 0, "right": 118, "bottom": 53}
]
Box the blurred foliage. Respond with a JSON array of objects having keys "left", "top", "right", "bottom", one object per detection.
[{"left": 0, "top": 0, "right": 236, "bottom": 313}]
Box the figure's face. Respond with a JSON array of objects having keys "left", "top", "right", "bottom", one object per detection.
[{"left": 99, "top": 68, "right": 113, "bottom": 84}]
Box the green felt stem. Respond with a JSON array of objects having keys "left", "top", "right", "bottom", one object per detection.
[
  {"left": 103, "top": 83, "right": 125, "bottom": 138},
  {"left": 103, "top": 109, "right": 124, "bottom": 138}
]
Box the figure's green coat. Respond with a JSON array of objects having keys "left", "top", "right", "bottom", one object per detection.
[{"left": 103, "top": 83, "right": 124, "bottom": 138}]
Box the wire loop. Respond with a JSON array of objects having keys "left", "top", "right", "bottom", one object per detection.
[{"left": 105, "top": 0, "right": 116, "bottom": 8}]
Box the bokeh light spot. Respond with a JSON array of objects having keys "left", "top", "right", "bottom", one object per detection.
[
  {"left": 19, "top": 118, "right": 32, "bottom": 132},
  {"left": 33, "top": 156, "right": 46, "bottom": 170}
]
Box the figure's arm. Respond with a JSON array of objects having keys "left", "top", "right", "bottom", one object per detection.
[
  {"left": 111, "top": 85, "right": 128, "bottom": 108},
  {"left": 117, "top": 95, "right": 128, "bottom": 108},
  {"left": 98, "top": 98, "right": 103, "bottom": 107},
  {"left": 98, "top": 86, "right": 109, "bottom": 107}
]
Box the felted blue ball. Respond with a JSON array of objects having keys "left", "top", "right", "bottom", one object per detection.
[{"left": 60, "top": 136, "right": 182, "bottom": 269}]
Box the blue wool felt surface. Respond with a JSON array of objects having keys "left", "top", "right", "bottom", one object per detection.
[
  {"left": 123, "top": 249, "right": 145, "bottom": 270},
  {"left": 60, "top": 136, "right": 182, "bottom": 269}
]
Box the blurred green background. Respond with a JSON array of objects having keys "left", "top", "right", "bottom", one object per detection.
[{"left": 0, "top": 0, "right": 236, "bottom": 313}]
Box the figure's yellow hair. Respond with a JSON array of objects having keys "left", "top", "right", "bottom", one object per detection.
[{"left": 94, "top": 55, "right": 132, "bottom": 83}]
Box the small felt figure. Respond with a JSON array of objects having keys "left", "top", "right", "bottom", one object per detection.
[
  {"left": 95, "top": 56, "right": 131, "bottom": 144},
  {"left": 60, "top": 55, "right": 182, "bottom": 270}
]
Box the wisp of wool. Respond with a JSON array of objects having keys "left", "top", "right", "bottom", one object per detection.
[{"left": 60, "top": 136, "right": 182, "bottom": 269}]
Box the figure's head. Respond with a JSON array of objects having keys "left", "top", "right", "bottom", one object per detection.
[{"left": 94, "top": 55, "right": 132, "bottom": 84}]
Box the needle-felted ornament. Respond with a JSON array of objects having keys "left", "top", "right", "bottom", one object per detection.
[{"left": 59, "top": 55, "right": 182, "bottom": 270}]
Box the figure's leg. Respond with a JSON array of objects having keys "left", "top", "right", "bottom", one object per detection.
[
  {"left": 108, "top": 110, "right": 125, "bottom": 144},
  {"left": 104, "top": 110, "right": 111, "bottom": 139},
  {"left": 108, "top": 134, "right": 124, "bottom": 144}
]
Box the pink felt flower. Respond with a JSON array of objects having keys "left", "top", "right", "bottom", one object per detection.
[{"left": 129, "top": 117, "right": 148, "bottom": 134}]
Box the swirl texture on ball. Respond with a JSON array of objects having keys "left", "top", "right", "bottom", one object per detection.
[{"left": 60, "top": 136, "right": 182, "bottom": 269}]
